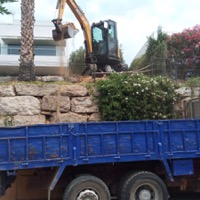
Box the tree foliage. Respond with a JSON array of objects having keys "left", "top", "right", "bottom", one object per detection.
[
  {"left": 0, "top": 0, "right": 17, "bottom": 15},
  {"left": 130, "top": 27, "right": 168, "bottom": 73},
  {"left": 119, "top": 44, "right": 125, "bottom": 63},
  {"left": 69, "top": 46, "right": 85, "bottom": 74},
  {"left": 129, "top": 54, "right": 148, "bottom": 70},
  {"left": 130, "top": 25, "right": 200, "bottom": 79},
  {"left": 146, "top": 26, "right": 168, "bottom": 62},
  {"left": 167, "top": 25, "right": 200, "bottom": 66},
  {"left": 96, "top": 73, "right": 181, "bottom": 121}
]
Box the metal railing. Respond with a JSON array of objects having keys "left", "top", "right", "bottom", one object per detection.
[
  {"left": 0, "top": 60, "right": 68, "bottom": 67},
  {"left": 142, "top": 57, "right": 200, "bottom": 80}
]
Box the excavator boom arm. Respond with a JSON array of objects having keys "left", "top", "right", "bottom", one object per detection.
[{"left": 54, "top": 0, "right": 93, "bottom": 59}]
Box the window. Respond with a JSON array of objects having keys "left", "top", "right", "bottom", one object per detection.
[
  {"left": 8, "top": 45, "right": 20, "bottom": 55},
  {"left": 92, "top": 27, "right": 103, "bottom": 42},
  {"left": 34, "top": 46, "right": 56, "bottom": 56},
  {"left": 108, "top": 25, "right": 115, "bottom": 39},
  {"left": 7, "top": 45, "right": 56, "bottom": 56}
]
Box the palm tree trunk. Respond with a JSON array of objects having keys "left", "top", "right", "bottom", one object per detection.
[{"left": 19, "top": 0, "right": 35, "bottom": 81}]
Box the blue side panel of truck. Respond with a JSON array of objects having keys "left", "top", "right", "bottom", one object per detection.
[{"left": 0, "top": 119, "right": 199, "bottom": 175}]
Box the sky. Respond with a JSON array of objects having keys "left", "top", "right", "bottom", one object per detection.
[{"left": 1, "top": 0, "right": 200, "bottom": 65}]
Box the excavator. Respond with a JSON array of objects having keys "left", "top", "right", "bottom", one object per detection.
[{"left": 52, "top": 0, "right": 128, "bottom": 74}]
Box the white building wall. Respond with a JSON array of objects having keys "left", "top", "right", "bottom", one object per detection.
[
  {"left": 0, "top": 20, "right": 69, "bottom": 76},
  {"left": 0, "top": 20, "right": 54, "bottom": 40},
  {"left": 134, "top": 32, "right": 155, "bottom": 60}
]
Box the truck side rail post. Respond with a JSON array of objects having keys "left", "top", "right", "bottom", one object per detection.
[
  {"left": 157, "top": 120, "right": 174, "bottom": 182},
  {"left": 48, "top": 163, "right": 66, "bottom": 200}
]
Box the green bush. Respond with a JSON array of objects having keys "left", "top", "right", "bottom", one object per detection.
[
  {"left": 96, "top": 73, "right": 181, "bottom": 121},
  {"left": 185, "top": 77, "right": 200, "bottom": 88}
]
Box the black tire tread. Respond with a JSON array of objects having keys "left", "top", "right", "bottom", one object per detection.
[
  {"left": 63, "top": 175, "right": 110, "bottom": 200},
  {"left": 120, "top": 171, "right": 168, "bottom": 200},
  {"left": 117, "top": 171, "right": 136, "bottom": 200}
]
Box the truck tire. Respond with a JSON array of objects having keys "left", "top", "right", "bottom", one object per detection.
[
  {"left": 119, "top": 171, "right": 168, "bottom": 200},
  {"left": 63, "top": 175, "right": 110, "bottom": 200}
]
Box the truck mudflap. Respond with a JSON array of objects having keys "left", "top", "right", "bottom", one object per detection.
[{"left": 0, "top": 171, "right": 15, "bottom": 197}]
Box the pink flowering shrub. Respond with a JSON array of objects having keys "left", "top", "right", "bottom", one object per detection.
[{"left": 167, "top": 25, "right": 200, "bottom": 66}]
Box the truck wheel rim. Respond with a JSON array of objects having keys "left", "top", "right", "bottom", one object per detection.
[
  {"left": 77, "top": 189, "right": 99, "bottom": 200},
  {"left": 138, "top": 188, "right": 151, "bottom": 200},
  {"left": 133, "top": 184, "right": 158, "bottom": 200}
]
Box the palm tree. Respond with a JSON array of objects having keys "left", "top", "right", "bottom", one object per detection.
[
  {"left": 19, "top": 0, "right": 35, "bottom": 81},
  {"left": 0, "top": 0, "right": 17, "bottom": 15}
]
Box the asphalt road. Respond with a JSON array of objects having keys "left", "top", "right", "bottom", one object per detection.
[
  {"left": 41, "top": 192, "right": 200, "bottom": 199},
  {"left": 170, "top": 192, "right": 200, "bottom": 200},
  {"left": 110, "top": 192, "right": 200, "bottom": 199}
]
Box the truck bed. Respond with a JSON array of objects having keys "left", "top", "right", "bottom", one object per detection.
[{"left": 0, "top": 119, "right": 199, "bottom": 172}]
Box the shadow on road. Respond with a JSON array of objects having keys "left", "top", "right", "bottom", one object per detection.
[{"left": 170, "top": 192, "right": 200, "bottom": 200}]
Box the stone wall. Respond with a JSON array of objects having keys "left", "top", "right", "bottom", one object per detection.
[
  {"left": 0, "top": 83, "right": 101, "bottom": 127},
  {"left": 1, "top": 81, "right": 200, "bottom": 128},
  {"left": 1, "top": 79, "right": 200, "bottom": 128},
  {"left": 175, "top": 87, "right": 200, "bottom": 118}
]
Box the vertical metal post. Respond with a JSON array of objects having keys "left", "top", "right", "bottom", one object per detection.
[{"left": 48, "top": 164, "right": 66, "bottom": 200}]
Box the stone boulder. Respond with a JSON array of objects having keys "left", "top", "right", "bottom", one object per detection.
[
  {"left": 15, "top": 84, "right": 59, "bottom": 97},
  {"left": 71, "top": 97, "right": 99, "bottom": 113},
  {"left": 41, "top": 96, "right": 70, "bottom": 113},
  {"left": 193, "top": 87, "right": 200, "bottom": 96},
  {"left": 0, "top": 96, "right": 40, "bottom": 116},
  {"left": 0, "top": 117, "right": 13, "bottom": 126},
  {"left": 36, "top": 76, "right": 64, "bottom": 82},
  {"left": 175, "top": 87, "right": 192, "bottom": 97},
  {"left": 49, "top": 112, "right": 88, "bottom": 123},
  {"left": 13, "top": 115, "right": 46, "bottom": 126},
  {"left": 60, "top": 85, "right": 88, "bottom": 97},
  {"left": 0, "top": 85, "right": 15, "bottom": 97},
  {"left": 88, "top": 113, "right": 101, "bottom": 122},
  {"left": 0, "top": 115, "right": 46, "bottom": 127}
]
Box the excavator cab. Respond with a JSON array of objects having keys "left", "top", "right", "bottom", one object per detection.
[{"left": 91, "top": 20, "right": 121, "bottom": 69}]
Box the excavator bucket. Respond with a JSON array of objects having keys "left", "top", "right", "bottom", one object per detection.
[{"left": 52, "top": 24, "right": 79, "bottom": 41}]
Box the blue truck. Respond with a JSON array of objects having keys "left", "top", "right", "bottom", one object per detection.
[{"left": 0, "top": 119, "right": 200, "bottom": 200}]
